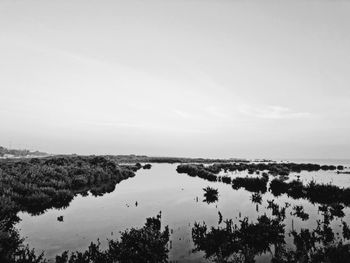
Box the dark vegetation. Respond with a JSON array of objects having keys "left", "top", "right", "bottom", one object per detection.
[
  {"left": 1, "top": 156, "right": 350, "bottom": 263},
  {"left": 266, "top": 200, "right": 287, "bottom": 221},
  {"left": 0, "top": 156, "right": 143, "bottom": 263},
  {"left": 178, "top": 160, "right": 350, "bottom": 262},
  {"left": 231, "top": 173, "right": 268, "bottom": 193},
  {"left": 177, "top": 164, "right": 217, "bottom": 181},
  {"left": 250, "top": 193, "right": 262, "bottom": 205},
  {"left": 177, "top": 164, "right": 269, "bottom": 193},
  {"left": 143, "top": 163, "right": 152, "bottom": 169},
  {"left": 337, "top": 171, "right": 350, "bottom": 174},
  {"left": 55, "top": 213, "right": 169, "bottom": 263},
  {"left": 192, "top": 198, "right": 350, "bottom": 263},
  {"left": 220, "top": 176, "right": 232, "bottom": 184},
  {"left": 0, "top": 211, "right": 169, "bottom": 263},
  {"left": 192, "top": 215, "right": 285, "bottom": 263},
  {"left": 177, "top": 162, "right": 350, "bottom": 208},
  {"left": 108, "top": 155, "right": 248, "bottom": 164},
  {"left": 270, "top": 179, "right": 350, "bottom": 207},
  {"left": 203, "top": 187, "right": 219, "bottom": 204},
  {"left": 185, "top": 162, "right": 343, "bottom": 176},
  {"left": 0, "top": 156, "right": 138, "bottom": 215},
  {"left": 292, "top": 205, "right": 309, "bottom": 221},
  {"left": 329, "top": 203, "right": 345, "bottom": 218},
  {"left": 0, "top": 196, "right": 46, "bottom": 263}
]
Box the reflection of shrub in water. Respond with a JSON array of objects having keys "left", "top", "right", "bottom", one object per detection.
[
  {"left": 192, "top": 214, "right": 285, "bottom": 262},
  {"left": 192, "top": 209, "right": 350, "bottom": 263},
  {"left": 342, "top": 222, "right": 350, "bottom": 240},
  {"left": 0, "top": 195, "right": 47, "bottom": 263},
  {"left": 200, "top": 162, "right": 341, "bottom": 177},
  {"left": 56, "top": 213, "right": 169, "bottom": 263},
  {"left": 329, "top": 203, "right": 345, "bottom": 218},
  {"left": 0, "top": 211, "right": 169, "bottom": 263},
  {"left": 267, "top": 200, "right": 287, "bottom": 221},
  {"left": 0, "top": 156, "right": 138, "bottom": 215},
  {"left": 203, "top": 187, "right": 219, "bottom": 204},
  {"left": 270, "top": 178, "right": 350, "bottom": 207}
]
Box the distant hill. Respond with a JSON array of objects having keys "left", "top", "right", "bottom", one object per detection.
[{"left": 0, "top": 146, "right": 48, "bottom": 158}]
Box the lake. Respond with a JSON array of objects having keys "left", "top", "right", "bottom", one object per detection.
[{"left": 17, "top": 160, "right": 350, "bottom": 262}]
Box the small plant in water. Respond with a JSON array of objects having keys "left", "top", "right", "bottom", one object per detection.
[
  {"left": 292, "top": 205, "right": 309, "bottom": 221},
  {"left": 251, "top": 192, "right": 262, "bottom": 204},
  {"left": 203, "top": 187, "right": 219, "bottom": 204}
]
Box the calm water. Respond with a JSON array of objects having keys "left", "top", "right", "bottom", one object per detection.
[{"left": 17, "top": 160, "right": 350, "bottom": 262}]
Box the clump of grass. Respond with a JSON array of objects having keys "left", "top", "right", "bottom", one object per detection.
[
  {"left": 267, "top": 199, "right": 286, "bottom": 220},
  {"left": 203, "top": 187, "right": 219, "bottom": 204},
  {"left": 143, "top": 164, "right": 152, "bottom": 169},
  {"left": 251, "top": 193, "right": 262, "bottom": 204},
  {"left": 329, "top": 203, "right": 345, "bottom": 218},
  {"left": 292, "top": 205, "right": 309, "bottom": 221},
  {"left": 343, "top": 222, "right": 350, "bottom": 240}
]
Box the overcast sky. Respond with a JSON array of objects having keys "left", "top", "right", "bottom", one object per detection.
[{"left": 1, "top": 0, "right": 350, "bottom": 159}]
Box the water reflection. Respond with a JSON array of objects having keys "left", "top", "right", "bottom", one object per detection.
[
  {"left": 4, "top": 160, "right": 350, "bottom": 262},
  {"left": 192, "top": 198, "right": 350, "bottom": 263},
  {"left": 55, "top": 213, "right": 170, "bottom": 263}
]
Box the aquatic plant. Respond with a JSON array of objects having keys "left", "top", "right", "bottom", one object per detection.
[
  {"left": 329, "top": 203, "right": 345, "bottom": 218},
  {"left": 200, "top": 162, "right": 340, "bottom": 177},
  {"left": 0, "top": 210, "right": 169, "bottom": 263},
  {"left": 110, "top": 155, "right": 248, "bottom": 164},
  {"left": 193, "top": 208, "right": 350, "bottom": 263},
  {"left": 203, "top": 187, "right": 219, "bottom": 204},
  {"left": 55, "top": 213, "right": 169, "bottom": 263},
  {"left": 292, "top": 205, "right": 309, "bottom": 221},
  {"left": 177, "top": 164, "right": 217, "bottom": 182},
  {"left": 342, "top": 222, "right": 350, "bottom": 240},
  {"left": 270, "top": 178, "right": 350, "bottom": 207},
  {"left": 267, "top": 200, "right": 286, "bottom": 221},
  {"left": 192, "top": 214, "right": 285, "bottom": 262},
  {"left": 0, "top": 198, "right": 46, "bottom": 263},
  {"left": 220, "top": 176, "right": 232, "bottom": 184},
  {"left": 231, "top": 175, "right": 268, "bottom": 193},
  {"left": 143, "top": 163, "right": 152, "bottom": 169},
  {"left": 218, "top": 211, "right": 223, "bottom": 225},
  {"left": 251, "top": 193, "right": 262, "bottom": 204}
]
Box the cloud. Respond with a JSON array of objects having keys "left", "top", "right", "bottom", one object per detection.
[
  {"left": 172, "top": 109, "right": 194, "bottom": 119},
  {"left": 239, "top": 104, "right": 312, "bottom": 120},
  {"left": 203, "top": 106, "right": 232, "bottom": 120},
  {"left": 81, "top": 121, "right": 145, "bottom": 128},
  {"left": 80, "top": 120, "right": 208, "bottom": 134}
]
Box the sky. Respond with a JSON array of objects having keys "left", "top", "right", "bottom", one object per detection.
[{"left": 1, "top": 0, "right": 350, "bottom": 159}]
